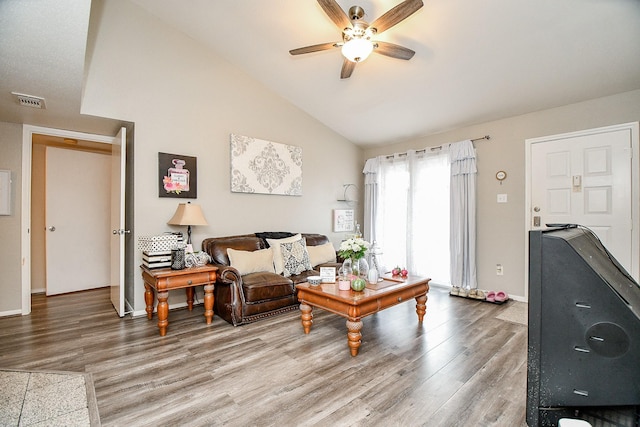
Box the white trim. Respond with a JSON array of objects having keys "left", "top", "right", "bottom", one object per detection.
[
  {"left": 524, "top": 122, "right": 640, "bottom": 302},
  {"left": 20, "top": 125, "right": 115, "bottom": 315},
  {"left": 0, "top": 309, "right": 23, "bottom": 317}
]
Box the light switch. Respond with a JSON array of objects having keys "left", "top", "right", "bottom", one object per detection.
[{"left": 497, "top": 194, "right": 508, "bottom": 203}]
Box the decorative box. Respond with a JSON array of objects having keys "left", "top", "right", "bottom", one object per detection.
[{"left": 138, "top": 233, "right": 181, "bottom": 253}]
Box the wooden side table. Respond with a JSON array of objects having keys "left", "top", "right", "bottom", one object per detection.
[{"left": 140, "top": 264, "right": 218, "bottom": 336}]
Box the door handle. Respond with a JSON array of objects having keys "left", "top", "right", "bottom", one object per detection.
[{"left": 47, "top": 226, "right": 56, "bottom": 232}]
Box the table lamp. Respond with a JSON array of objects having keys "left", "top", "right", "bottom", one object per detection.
[{"left": 167, "top": 202, "right": 208, "bottom": 252}]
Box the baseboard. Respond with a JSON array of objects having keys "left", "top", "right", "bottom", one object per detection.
[
  {"left": 0, "top": 308, "right": 22, "bottom": 317},
  {"left": 31, "top": 287, "right": 45, "bottom": 294},
  {"left": 430, "top": 282, "right": 527, "bottom": 303}
]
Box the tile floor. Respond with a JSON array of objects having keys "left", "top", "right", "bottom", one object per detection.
[{"left": 0, "top": 369, "right": 99, "bottom": 426}]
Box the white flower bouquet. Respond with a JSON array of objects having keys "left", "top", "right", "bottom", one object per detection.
[{"left": 338, "top": 238, "right": 370, "bottom": 260}]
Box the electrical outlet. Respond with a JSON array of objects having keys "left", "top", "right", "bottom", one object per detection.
[{"left": 496, "top": 264, "right": 504, "bottom": 275}]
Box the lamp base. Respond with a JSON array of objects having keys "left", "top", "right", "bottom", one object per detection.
[{"left": 186, "top": 225, "right": 194, "bottom": 253}]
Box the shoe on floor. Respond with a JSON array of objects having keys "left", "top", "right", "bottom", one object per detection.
[
  {"left": 494, "top": 291, "right": 508, "bottom": 302},
  {"left": 475, "top": 289, "right": 486, "bottom": 300},
  {"left": 486, "top": 291, "right": 496, "bottom": 302},
  {"left": 450, "top": 286, "right": 461, "bottom": 296}
]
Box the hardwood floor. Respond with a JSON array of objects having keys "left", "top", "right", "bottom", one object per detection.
[{"left": 0, "top": 286, "right": 528, "bottom": 426}]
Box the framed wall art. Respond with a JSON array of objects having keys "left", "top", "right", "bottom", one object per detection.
[
  {"left": 230, "top": 134, "right": 302, "bottom": 196},
  {"left": 158, "top": 152, "right": 197, "bottom": 198},
  {"left": 333, "top": 209, "right": 354, "bottom": 232}
]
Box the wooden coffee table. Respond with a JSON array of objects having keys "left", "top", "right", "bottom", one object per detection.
[{"left": 295, "top": 275, "right": 430, "bottom": 356}]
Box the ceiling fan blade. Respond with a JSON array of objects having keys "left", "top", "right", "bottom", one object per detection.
[
  {"left": 340, "top": 59, "right": 356, "bottom": 79},
  {"left": 370, "top": 0, "right": 424, "bottom": 34},
  {"left": 289, "top": 42, "right": 340, "bottom": 56},
  {"left": 373, "top": 41, "right": 415, "bottom": 60},
  {"left": 317, "top": 0, "right": 352, "bottom": 31}
]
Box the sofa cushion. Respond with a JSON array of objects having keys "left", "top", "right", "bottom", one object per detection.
[
  {"left": 281, "top": 239, "right": 312, "bottom": 277},
  {"left": 267, "top": 233, "right": 302, "bottom": 274},
  {"left": 307, "top": 242, "right": 336, "bottom": 267},
  {"left": 302, "top": 233, "right": 330, "bottom": 247},
  {"left": 256, "top": 231, "right": 296, "bottom": 242},
  {"left": 242, "top": 272, "right": 294, "bottom": 302},
  {"left": 227, "top": 247, "right": 275, "bottom": 276},
  {"left": 202, "top": 235, "right": 265, "bottom": 265}
]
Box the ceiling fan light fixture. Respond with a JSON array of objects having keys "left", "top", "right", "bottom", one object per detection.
[{"left": 341, "top": 38, "right": 373, "bottom": 62}]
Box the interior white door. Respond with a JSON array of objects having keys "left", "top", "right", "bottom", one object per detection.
[
  {"left": 531, "top": 127, "right": 632, "bottom": 271},
  {"left": 110, "top": 127, "right": 126, "bottom": 317},
  {"left": 45, "top": 147, "right": 111, "bottom": 295}
]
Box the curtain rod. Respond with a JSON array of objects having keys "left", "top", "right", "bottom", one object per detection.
[{"left": 384, "top": 135, "right": 490, "bottom": 159}]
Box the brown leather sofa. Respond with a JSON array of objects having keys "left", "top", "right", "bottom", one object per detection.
[{"left": 201, "top": 232, "right": 341, "bottom": 326}]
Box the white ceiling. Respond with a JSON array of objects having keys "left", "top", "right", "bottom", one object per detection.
[
  {"left": 2, "top": 0, "right": 640, "bottom": 146},
  {"left": 0, "top": 0, "right": 121, "bottom": 136}
]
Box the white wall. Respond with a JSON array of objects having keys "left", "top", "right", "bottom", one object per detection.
[
  {"left": 81, "top": 0, "right": 363, "bottom": 314},
  {"left": 0, "top": 122, "right": 22, "bottom": 315},
  {"left": 364, "top": 89, "right": 640, "bottom": 300}
]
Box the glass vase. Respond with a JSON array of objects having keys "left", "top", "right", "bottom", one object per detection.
[{"left": 351, "top": 257, "right": 369, "bottom": 279}]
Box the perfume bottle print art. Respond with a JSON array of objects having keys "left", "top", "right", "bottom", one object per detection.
[
  {"left": 164, "top": 159, "right": 189, "bottom": 194},
  {"left": 159, "top": 152, "right": 197, "bottom": 198}
]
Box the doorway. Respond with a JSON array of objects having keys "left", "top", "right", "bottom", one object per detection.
[
  {"left": 31, "top": 138, "right": 112, "bottom": 295},
  {"left": 20, "top": 124, "right": 133, "bottom": 316},
  {"left": 525, "top": 122, "right": 640, "bottom": 297}
]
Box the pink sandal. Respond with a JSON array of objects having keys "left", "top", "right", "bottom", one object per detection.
[
  {"left": 494, "top": 291, "right": 508, "bottom": 302},
  {"left": 485, "top": 291, "right": 496, "bottom": 302}
]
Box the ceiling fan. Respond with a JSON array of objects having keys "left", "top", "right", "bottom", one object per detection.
[{"left": 289, "top": 0, "right": 424, "bottom": 79}]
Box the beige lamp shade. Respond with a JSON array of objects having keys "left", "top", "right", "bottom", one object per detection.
[
  {"left": 167, "top": 203, "right": 208, "bottom": 226},
  {"left": 167, "top": 202, "right": 208, "bottom": 245}
]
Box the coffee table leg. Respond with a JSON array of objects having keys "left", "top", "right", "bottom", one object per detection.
[
  {"left": 346, "top": 320, "right": 363, "bottom": 356},
  {"left": 203, "top": 284, "right": 214, "bottom": 324},
  {"left": 415, "top": 294, "right": 427, "bottom": 323},
  {"left": 144, "top": 283, "right": 155, "bottom": 320},
  {"left": 300, "top": 303, "right": 313, "bottom": 334},
  {"left": 157, "top": 291, "right": 169, "bottom": 336}
]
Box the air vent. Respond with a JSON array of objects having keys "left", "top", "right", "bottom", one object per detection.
[{"left": 11, "top": 92, "right": 46, "bottom": 109}]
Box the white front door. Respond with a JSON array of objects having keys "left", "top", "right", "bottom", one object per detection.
[
  {"left": 110, "top": 127, "right": 127, "bottom": 317},
  {"left": 529, "top": 124, "right": 636, "bottom": 276},
  {"left": 45, "top": 147, "right": 111, "bottom": 295}
]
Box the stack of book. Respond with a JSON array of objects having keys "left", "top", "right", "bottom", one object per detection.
[
  {"left": 142, "top": 251, "right": 172, "bottom": 269},
  {"left": 138, "top": 232, "right": 184, "bottom": 269}
]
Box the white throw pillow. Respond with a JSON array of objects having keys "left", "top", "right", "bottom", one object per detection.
[
  {"left": 227, "top": 247, "right": 275, "bottom": 276},
  {"left": 266, "top": 233, "right": 302, "bottom": 274},
  {"left": 281, "top": 239, "right": 312, "bottom": 277},
  {"left": 307, "top": 242, "right": 337, "bottom": 267}
]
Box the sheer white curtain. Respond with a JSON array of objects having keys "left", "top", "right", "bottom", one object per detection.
[
  {"left": 409, "top": 150, "right": 450, "bottom": 283},
  {"left": 362, "top": 158, "right": 378, "bottom": 243},
  {"left": 365, "top": 149, "right": 450, "bottom": 284},
  {"left": 449, "top": 140, "right": 477, "bottom": 290}
]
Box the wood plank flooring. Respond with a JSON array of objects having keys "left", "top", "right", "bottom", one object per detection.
[{"left": 0, "top": 286, "right": 528, "bottom": 426}]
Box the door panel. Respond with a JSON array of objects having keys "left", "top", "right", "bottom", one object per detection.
[
  {"left": 531, "top": 128, "right": 632, "bottom": 271},
  {"left": 110, "top": 127, "right": 126, "bottom": 317},
  {"left": 45, "top": 147, "right": 111, "bottom": 295}
]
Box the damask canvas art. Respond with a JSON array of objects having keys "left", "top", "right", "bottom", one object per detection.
[{"left": 230, "top": 134, "right": 302, "bottom": 196}]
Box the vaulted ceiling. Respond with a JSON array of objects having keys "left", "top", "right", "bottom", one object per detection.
[{"left": 2, "top": 0, "right": 640, "bottom": 146}]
